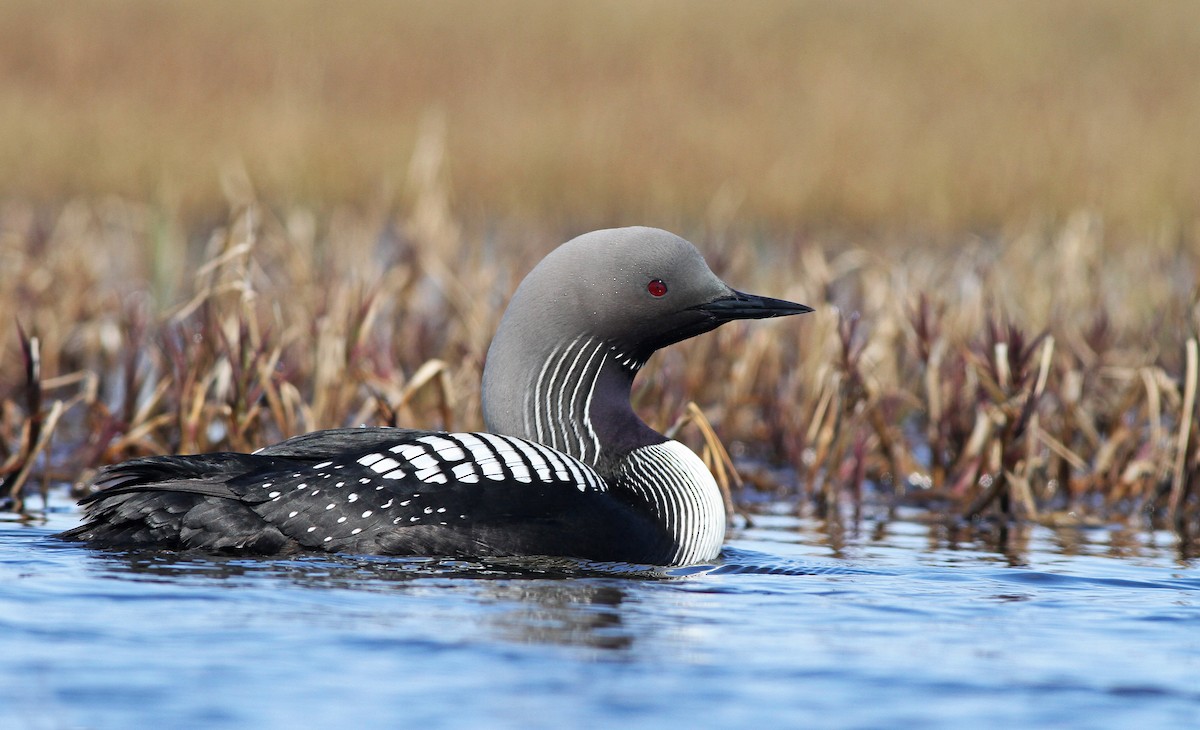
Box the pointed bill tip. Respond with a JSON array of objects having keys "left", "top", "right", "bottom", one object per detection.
[{"left": 694, "top": 289, "right": 815, "bottom": 322}]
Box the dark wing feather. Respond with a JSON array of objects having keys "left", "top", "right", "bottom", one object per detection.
[
  {"left": 62, "top": 453, "right": 298, "bottom": 551},
  {"left": 61, "top": 428, "right": 666, "bottom": 561},
  {"left": 251, "top": 427, "right": 429, "bottom": 458}
]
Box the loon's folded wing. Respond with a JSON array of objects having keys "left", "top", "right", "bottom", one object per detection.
[{"left": 61, "top": 428, "right": 662, "bottom": 561}]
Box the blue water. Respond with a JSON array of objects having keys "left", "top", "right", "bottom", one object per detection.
[{"left": 2, "top": 495, "right": 1198, "bottom": 729}]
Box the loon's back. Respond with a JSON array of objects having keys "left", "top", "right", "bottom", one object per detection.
[{"left": 63, "top": 428, "right": 684, "bottom": 564}]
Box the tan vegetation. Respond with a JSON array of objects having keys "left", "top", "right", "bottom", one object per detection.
[
  {"left": 2, "top": 178, "right": 1197, "bottom": 542},
  {"left": 1, "top": 0, "right": 1198, "bottom": 230},
  {"left": 0, "top": 2, "right": 1198, "bottom": 547}
]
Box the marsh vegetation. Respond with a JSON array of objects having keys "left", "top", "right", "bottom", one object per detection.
[{"left": 1, "top": 1, "right": 1197, "bottom": 549}]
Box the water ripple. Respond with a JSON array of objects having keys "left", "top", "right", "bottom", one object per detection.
[{"left": 2, "top": 500, "right": 1199, "bottom": 729}]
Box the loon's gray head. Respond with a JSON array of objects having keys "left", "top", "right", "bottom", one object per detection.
[{"left": 482, "top": 227, "right": 811, "bottom": 464}]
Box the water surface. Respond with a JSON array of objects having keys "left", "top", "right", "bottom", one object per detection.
[{"left": 2, "top": 495, "right": 1197, "bottom": 729}]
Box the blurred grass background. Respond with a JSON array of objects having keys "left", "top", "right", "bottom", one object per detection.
[
  {"left": 2, "top": 1, "right": 1199, "bottom": 536},
  {"left": 2, "top": 0, "right": 1198, "bottom": 232}
]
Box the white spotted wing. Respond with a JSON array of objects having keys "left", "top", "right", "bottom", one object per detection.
[{"left": 233, "top": 428, "right": 608, "bottom": 551}]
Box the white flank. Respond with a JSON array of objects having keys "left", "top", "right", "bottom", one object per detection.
[{"left": 621, "top": 440, "right": 726, "bottom": 564}]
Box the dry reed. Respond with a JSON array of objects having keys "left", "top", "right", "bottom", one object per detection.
[
  {"left": 1, "top": 174, "right": 1197, "bottom": 547},
  {"left": 1, "top": 2, "right": 1198, "bottom": 552},
  {"left": 2, "top": 1, "right": 1199, "bottom": 231}
]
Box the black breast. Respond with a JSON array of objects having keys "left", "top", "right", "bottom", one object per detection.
[{"left": 61, "top": 428, "right": 673, "bottom": 563}]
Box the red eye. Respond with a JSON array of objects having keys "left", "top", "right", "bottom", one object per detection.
[{"left": 647, "top": 279, "right": 668, "bottom": 297}]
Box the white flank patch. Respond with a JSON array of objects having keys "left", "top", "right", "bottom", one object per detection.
[
  {"left": 475, "top": 434, "right": 536, "bottom": 484},
  {"left": 370, "top": 457, "right": 401, "bottom": 474},
  {"left": 508, "top": 462, "right": 532, "bottom": 483},
  {"left": 357, "top": 453, "right": 385, "bottom": 467},
  {"left": 407, "top": 453, "right": 438, "bottom": 472},
  {"left": 415, "top": 466, "right": 444, "bottom": 483},
  {"left": 537, "top": 447, "right": 571, "bottom": 481},
  {"left": 453, "top": 433, "right": 495, "bottom": 466},
  {"left": 416, "top": 435, "right": 466, "bottom": 462},
  {"left": 391, "top": 443, "right": 427, "bottom": 461},
  {"left": 624, "top": 440, "right": 725, "bottom": 565},
  {"left": 475, "top": 433, "right": 520, "bottom": 464},
  {"left": 451, "top": 462, "right": 480, "bottom": 483},
  {"left": 509, "top": 439, "right": 551, "bottom": 480},
  {"left": 478, "top": 458, "right": 504, "bottom": 480}
]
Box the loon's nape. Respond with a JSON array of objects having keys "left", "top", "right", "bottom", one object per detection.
[{"left": 62, "top": 227, "right": 812, "bottom": 566}]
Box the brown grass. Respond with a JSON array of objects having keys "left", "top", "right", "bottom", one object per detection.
[
  {"left": 1, "top": 2, "right": 1199, "bottom": 549},
  {"left": 1, "top": 1, "right": 1198, "bottom": 230},
  {"left": 1, "top": 164, "right": 1198, "bottom": 542}
]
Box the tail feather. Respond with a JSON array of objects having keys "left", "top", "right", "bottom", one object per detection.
[
  {"left": 81, "top": 453, "right": 265, "bottom": 497},
  {"left": 63, "top": 454, "right": 298, "bottom": 553}
]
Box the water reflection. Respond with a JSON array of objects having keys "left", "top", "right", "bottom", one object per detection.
[
  {"left": 757, "top": 500, "right": 1199, "bottom": 569},
  {"left": 80, "top": 549, "right": 667, "bottom": 584},
  {"left": 68, "top": 544, "right": 868, "bottom": 653},
  {"left": 5, "top": 516, "right": 1199, "bottom": 730},
  {"left": 74, "top": 549, "right": 653, "bottom": 652},
  {"left": 483, "top": 582, "right": 632, "bottom": 651}
]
